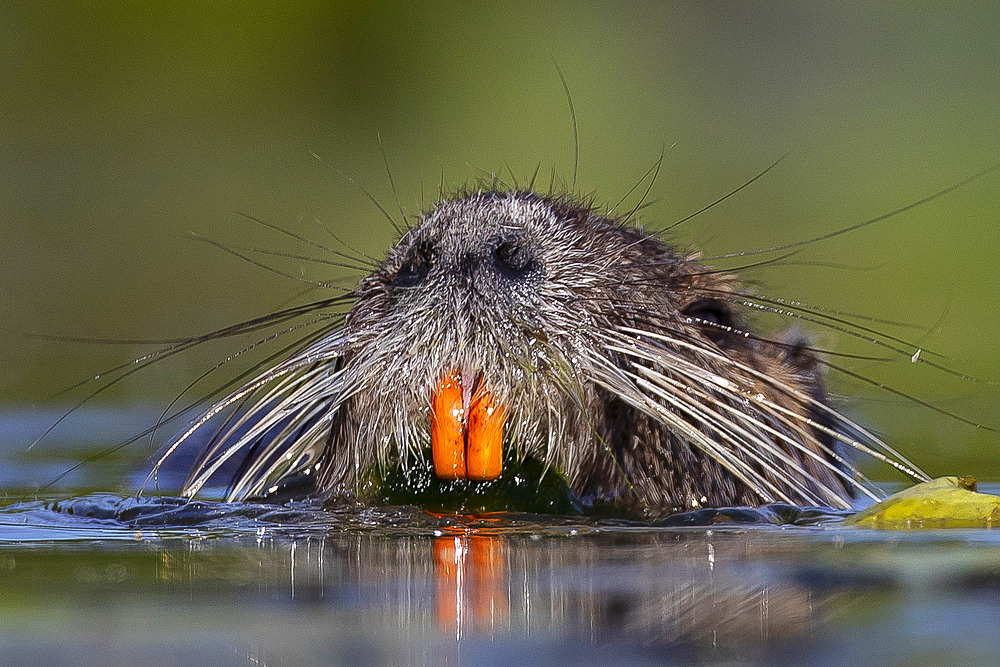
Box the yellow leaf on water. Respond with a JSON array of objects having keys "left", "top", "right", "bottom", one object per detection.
[{"left": 845, "top": 476, "right": 1000, "bottom": 529}]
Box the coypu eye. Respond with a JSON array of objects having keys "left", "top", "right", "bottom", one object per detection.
[
  {"left": 493, "top": 238, "right": 536, "bottom": 279},
  {"left": 682, "top": 298, "right": 732, "bottom": 342},
  {"left": 393, "top": 240, "right": 436, "bottom": 287}
]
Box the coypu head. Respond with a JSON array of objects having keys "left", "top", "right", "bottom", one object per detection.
[{"left": 161, "top": 190, "right": 920, "bottom": 512}]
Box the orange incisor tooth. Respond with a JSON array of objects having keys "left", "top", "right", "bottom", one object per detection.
[
  {"left": 467, "top": 387, "right": 506, "bottom": 481},
  {"left": 431, "top": 371, "right": 466, "bottom": 479},
  {"left": 431, "top": 371, "right": 507, "bottom": 482}
]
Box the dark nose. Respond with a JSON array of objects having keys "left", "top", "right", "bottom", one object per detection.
[{"left": 492, "top": 238, "right": 537, "bottom": 280}]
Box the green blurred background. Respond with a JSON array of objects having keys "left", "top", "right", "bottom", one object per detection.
[{"left": 2, "top": 2, "right": 998, "bottom": 479}]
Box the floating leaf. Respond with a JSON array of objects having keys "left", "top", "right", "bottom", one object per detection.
[{"left": 845, "top": 477, "right": 1000, "bottom": 529}]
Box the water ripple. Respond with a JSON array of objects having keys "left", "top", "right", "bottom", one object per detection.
[{"left": 0, "top": 493, "right": 852, "bottom": 544}]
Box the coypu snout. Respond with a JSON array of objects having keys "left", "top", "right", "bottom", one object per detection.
[
  {"left": 158, "top": 189, "right": 926, "bottom": 511},
  {"left": 396, "top": 232, "right": 538, "bottom": 483}
]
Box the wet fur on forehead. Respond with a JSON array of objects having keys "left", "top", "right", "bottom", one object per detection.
[{"left": 419, "top": 191, "right": 563, "bottom": 239}]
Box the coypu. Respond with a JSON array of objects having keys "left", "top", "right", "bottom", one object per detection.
[{"left": 149, "top": 187, "right": 931, "bottom": 513}]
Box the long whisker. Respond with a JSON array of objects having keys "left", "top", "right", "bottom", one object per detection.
[
  {"left": 30, "top": 295, "right": 351, "bottom": 449},
  {"left": 614, "top": 326, "right": 929, "bottom": 481},
  {"left": 145, "top": 315, "right": 344, "bottom": 454},
  {"left": 657, "top": 155, "right": 787, "bottom": 234},
  {"left": 146, "top": 334, "right": 347, "bottom": 494},
  {"left": 40, "top": 319, "right": 342, "bottom": 491},
  {"left": 187, "top": 233, "right": 347, "bottom": 289},
  {"left": 598, "top": 332, "right": 876, "bottom": 506},
  {"left": 708, "top": 162, "right": 1000, "bottom": 259},
  {"left": 233, "top": 211, "right": 380, "bottom": 269}
]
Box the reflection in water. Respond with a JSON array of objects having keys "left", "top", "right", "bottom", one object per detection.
[
  {"left": 191, "top": 525, "right": 831, "bottom": 659},
  {"left": 8, "top": 497, "right": 1000, "bottom": 663},
  {"left": 434, "top": 535, "right": 508, "bottom": 639},
  {"left": 0, "top": 496, "right": 846, "bottom": 660},
  {"left": 6, "top": 492, "right": 1000, "bottom": 662}
]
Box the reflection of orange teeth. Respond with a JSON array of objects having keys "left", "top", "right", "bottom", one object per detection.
[
  {"left": 433, "top": 535, "right": 508, "bottom": 636},
  {"left": 431, "top": 371, "right": 506, "bottom": 481}
]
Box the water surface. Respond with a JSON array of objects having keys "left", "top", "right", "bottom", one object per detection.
[{"left": 3, "top": 413, "right": 1000, "bottom": 665}]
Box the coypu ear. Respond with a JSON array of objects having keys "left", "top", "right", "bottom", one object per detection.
[
  {"left": 771, "top": 328, "right": 833, "bottom": 412},
  {"left": 774, "top": 329, "right": 823, "bottom": 376}
]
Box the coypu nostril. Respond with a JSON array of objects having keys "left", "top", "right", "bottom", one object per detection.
[
  {"left": 493, "top": 239, "right": 537, "bottom": 280},
  {"left": 393, "top": 240, "right": 436, "bottom": 287}
]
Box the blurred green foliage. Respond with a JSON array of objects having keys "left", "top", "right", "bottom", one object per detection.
[{"left": 2, "top": 2, "right": 998, "bottom": 479}]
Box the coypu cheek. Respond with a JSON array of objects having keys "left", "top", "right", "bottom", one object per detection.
[{"left": 430, "top": 371, "right": 507, "bottom": 481}]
